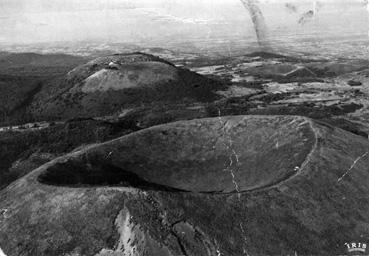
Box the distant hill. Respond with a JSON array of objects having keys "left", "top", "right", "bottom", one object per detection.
[{"left": 29, "top": 52, "right": 223, "bottom": 121}]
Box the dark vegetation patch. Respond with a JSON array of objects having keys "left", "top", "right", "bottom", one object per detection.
[
  {"left": 185, "top": 56, "right": 232, "bottom": 68},
  {"left": 0, "top": 75, "right": 47, "bottom": 125},
  {"left": 206, "top": 97, "right": 257, "bottom": 117},
  {"left": 0, "top": 53, "right": 86, "bottom": 126},
  {"left": 207, "top": 95, "right": 362, "bottom": 120},
  {"left": 243, "top": 64, "right": 323, "bottom": 83},
  {"left": 253, "top": 92, "right": 291, "bottom": 104},
  {"left": 174, "top": 68, "right": 225, "bottom": 102},
  {"left": 316, "top": 118, "right": 368, "bottom": 138},
  {"left": 348, "top": 80, "right": 362, "bottom": 86},
  {"left": 307, "top": 66, "right": 337, "bottom": 77},
  {"left": 248, "top": 102, "right": 362, "bottom": 119},
  {"left": 246, "top": 51, "right": 289, "bottom": 59},
  {"left": 232, "top": 81, "right": 266, "bottom": 90},
  {"left": 245, "top": 51, "right": 323, "bottom": 63},
  {"left": 270, "top": 76, "right": 324, "bottom": 84},
  {"left": 120, "top": 103, "right": 207, "bottom": 129},
  {"left": 306, "top": 62, "right": 369, "bottom": 78}
]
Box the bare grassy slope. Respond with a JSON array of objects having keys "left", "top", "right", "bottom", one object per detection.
[
  {"left": 82, "top": 62, "right": 178, "bottom": 92},
  {"left": 1, "top": 115, "right": 369, "bottom": 255}
]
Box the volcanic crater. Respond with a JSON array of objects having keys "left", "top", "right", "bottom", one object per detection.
[{"left": 37, "top": 115, "right": 316, "bottom": 193}]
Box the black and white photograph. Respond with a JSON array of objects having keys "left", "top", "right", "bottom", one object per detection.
[{"left": 0, "top": 0, "right": 369, "bottom": 255}]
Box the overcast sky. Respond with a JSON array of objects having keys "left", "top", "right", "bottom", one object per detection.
[{"left": 0, "top": 0, "right": 366, "bottom": 45}]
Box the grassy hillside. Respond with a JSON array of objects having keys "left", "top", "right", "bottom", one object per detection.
[
  {"left": 0, "top": 119, "right": 137, "bottom": 190},
  {"left": 1, "top": 116, "right": 369, "bottom": 255},
  {"left": 0, "top": 52, "right": 87, "bottom": 126}
]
